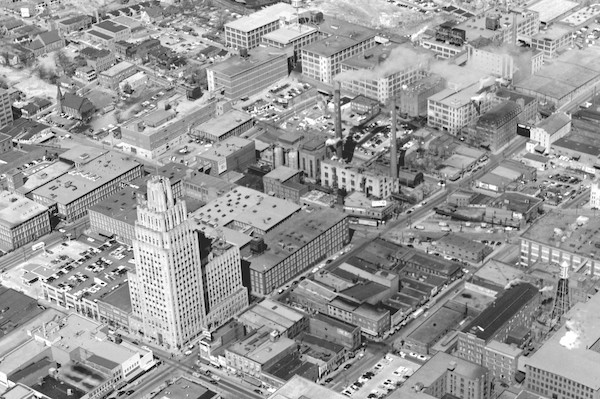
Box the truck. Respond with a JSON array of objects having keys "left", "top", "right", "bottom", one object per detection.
[
  {"left": 414, "top": 225, "right": 425, "bottom": 230},
  {"left": 411, "top": 308, "right": 424, "bottom": 319},
  {"left": 441, "top": 226, "right": 451, "bottom": 232},
  {"left": 438, "top": 221, "right": 448, "bottom": 227}
]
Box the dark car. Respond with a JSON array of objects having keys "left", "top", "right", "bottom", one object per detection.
[
  {"left": 325, "top": 378, "right": 334, "bottom": 383},
  {"left": 126, "top": 390, "right": 134, "bottom": 395},
  {"left": 254, "top": 389, "right": 262, "bottom": 394},
  {"left": 344, "top": 364, "right": 352, "bottom": 370}
]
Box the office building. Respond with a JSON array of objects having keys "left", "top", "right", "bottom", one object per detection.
[
  {"left": 201, "top": 237, "right": 249, "bottom": 332},
  {"left": 467, "top": 45, "right": 544, "bottom": 79},
  {"left": 262, "top": 24, "right": 320, "bottom": 52},
  {"left": 56, "top": 14, "right": 92, "bottom": 35},
  {"left": 524, "top": 291, "right": 600, "bottom": 399},
  {"left": 0, "top": 191, "right": 50, "bottom": 251},
  {"left": 455, "top": 283, "right": 539, "bottom": 365},
  {"left": 339, "top": 44, "right": 428, "bottom": 103},
  {"left": 224, "top": 3, "right": 299, "bottom": 49},
  {"left": 0, "top": 88, "right": 14, "bottom": 129},
  {"left": 91, "top": 20, "right": 131, "bottom": 43},
  {"left": 309, "top": 313, "right": 361, "bottom": 350},
  {"left": 591, "top": 180, "right": 600, "bottom": 209},
  {"left": 207, "top": 46, "right": 289, "bottom": 100},
  {"left": 128, "top": 176, "right": 207, "bottom": 349}
]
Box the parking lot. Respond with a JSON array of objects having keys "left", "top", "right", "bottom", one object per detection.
[{"left": 341, "top": 354, "right": 420, "bottom": 398}]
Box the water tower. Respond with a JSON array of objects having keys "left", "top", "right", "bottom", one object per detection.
[{"left": 550, "top": 261, "right": 571, "bottom": 325}]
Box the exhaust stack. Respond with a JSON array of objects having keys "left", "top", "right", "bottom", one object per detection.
[
  {"left": 390, "top": 97, "right": 398, "bottom": 179},
  {"left": 334, "top": 82, "right": 343, "bottom": 158}
]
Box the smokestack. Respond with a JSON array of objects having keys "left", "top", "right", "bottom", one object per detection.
[
  {"left": 334, "top": 81, "right": 343, "bottom": 158},
  {"left": 390, "top": 97, "right": 398, "bottom": 179}
]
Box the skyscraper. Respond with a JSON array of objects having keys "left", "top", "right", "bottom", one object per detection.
[
  {"left": 128, "top": 176, "right": 206, "bottom": 350},
  {"left": 128, "top": 176, "right": 248, "bottom": 350},
  {"left": 0, "top": 88, "right": 13, "bottom": 129}
]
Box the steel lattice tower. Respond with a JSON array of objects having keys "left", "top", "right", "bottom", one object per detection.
[{"left": 551, "top": 261, "right": 571, "bottom": 323}]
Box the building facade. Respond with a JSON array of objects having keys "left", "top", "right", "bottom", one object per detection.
[
  {"left": 321, "top": 159, "right": 398, "bottom": 199},
  {"left": 0, "top": 191, "right": 51, "bottom": 252},
  {"left": 0, "top": 88, "right": 13, "bottom": 129},
  {"left": 98, "top": 61, "right": 137, "bottom": 90},
  {"left": 128, "top": 176, "right": 206, "bottom": 350}
]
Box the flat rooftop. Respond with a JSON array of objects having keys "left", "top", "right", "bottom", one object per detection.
[
  {"left": 262, "top": 24, "right": 317, "bottom": 45},
  {"left": 95, "top": 19, "right": 129, "bottom": 33},
  {"left": 0, "top": 191, "right": 48, "bottom": 229},
  {"left": 209, "top": 46, "right": 288, "bottom": 77},
  {"left": 474, "top": 259, "right": 523, "bottom": 288},
  {"left": 228, "top": 328, "right": 296, "bottom": 365},
  {"left": 462, "top": 283, "right": 538, "bottom": 341},
  {"left": 527, "top": 0, "right": 578, "bottom": 23},
  {"left": 522, "top": 209, "right": 600, "bottom": 256},
  {"left": 193, "top": 186, "right": 300, "bottom": 233},
  {"left": 225, "top": 3, "right": 296, "bottom": 33},
  {"left": 271, "top": 375, "right": 348, "bottom": 399},
  {"left": 249, "top": 207, "right": 347, "bottom": 272},
  {"left": 100, "top": 61, "right": 135, "bottom": 77},
  {"left": 264, "top": 165, "right": 300, "bottom": 182},
  {"left": 16, "top": 161, "right": 73, "bottom": 195},
  {"left": 239, "top": 299, "right": 304, "bottom": 334},
  {"left": 59, "top": 145, "right": 108, "bottom": 165},
  {"left": 87, "top": 30, "right": 112, "bottom": 41},
  {"left": 317, "top": 16, "right": 377, "bottom": 41},
  {"left": 303, "top": 35, "right": 370, "bottom": 58},
  {"left": 525, "top": 291, "right": 600, "bottom": 389},
  {"left": 429, "top": 82, "right": 486, "bottom": 108},
  {"left": 32, "top": 152, "right": 140, "bottom": 205},
  {"left": 552, "top": 135, "right": 600, "bottom": 156},
  {"left": 198, "top": 136, "right": 254, "bottom": 161},
  {"left": 0, "top": 287, "right": 43, "bottom": 339},
  {"left": 196, "top": 109, "right": 253, "bottom": 139},
  {"left": 153, "top": 376, "right": 218, "bottom": 399}
]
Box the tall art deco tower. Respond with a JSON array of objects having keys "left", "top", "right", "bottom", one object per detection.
[{"left": 128, "top": 176, "right": 206, "bottom": 349}]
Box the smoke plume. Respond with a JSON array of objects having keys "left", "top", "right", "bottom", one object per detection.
[
  {"left": 539, "top": 285, "right": 554, "bottom": 293},
  {"left": 334, "top": 46, "right": 432, "bottom": 82},
  {"left": 559, "top": 319, "right": 583, "bottom": 350}
]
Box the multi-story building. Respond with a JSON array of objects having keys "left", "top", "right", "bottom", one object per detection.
[
  {"left": 196, "top": 136, "right": 256, "bottom": 176},
  {"left": 321, "top": 159, "right": 398, "bottom": 199},
  {"left": 455, "top": 283, "right": 539, "bottom": 365},
  {"left": 31, "top": 149, "right": 143, "bottom": 222},
  {"left": 98, "top": 61, "right": 137, "bottom": 90},
  {"left": 309, "top": 313, "right": 361, "bottom": 351},
  {"left": 225, "top": 328, "right": 296, "bottom": 378},
  {"left": 56, "top": 14, "right": 92, "bottom": 35},
  {"left": 493, "top": 88, "right": 538, "bottom": 124},
  {"left": 79, "top": 47, "right": 115, "bottom": 72},
  {"left": 248, "top": 208, "right": 349, "bottom": 295},
  {"left": 327, "top": 297, "right": 390, "bottom": 337},
  {"left": 524, "top": 291, "right": 600, "bottom": 399},
  {"left": 128, "top": 176, "right": 206, "bottom": 350},
  {"left": 520, "top": 209, "right": 600, "bottom": 274},
  {"left": 463, "top": 101, "right": 521, "bottom": 152},
  {"left": 207, "top": 46, "right": 289, "bottom": 100},
  {"left": 194, "top": 109, "right": 253, "bottom": 142},
  {"left": 435, "top": 234, "right": 491, "bottom": 263},
  {"left": 263, "top": 166, "right": 307, "bottom": 204},
  {"left": 467, "top": 45, "right": 544, "bottom": 79},
  {"left": 200, "top": 237, "right": 249, "bottom": 332},
  {"left": 0, "top": 88, "right": 13, "bottom": 129},
  {"left": 299, "top": 138, "right": 327, "bottom": 182},
  {"left": 224, "top": 3, "right": 299, "bottom": 49},
  {"left": 483, "top": 340, "right": 522, "bottom": 383},
  {"left": 301, "top": 31, "right": 377, "bottom": 84},
  {"left": 391, "top": 352, "right": 490, "bottom": 399},
  {"left": 0, "top": 191, "right": 50, "bottom": 251},
  {"left": 428, "top": 82, "right": 495, "bottom": 135},
  {"left": 531, "top": 24, "right": 574, "bottom": 60},
  {"left": 238, "top": 298, "right": 308, "bottom": 339},
  {"left": 339, "top": 44, "right": 428, "bottom": 103},
  {"left": 121, "top": 101, "right": 218, "bottom": 159},
  {"left": 529, "top": 112, "right": 571, "bottom": 152},
  {"left": 399, "top": 75, "right": 446, "bottom": 118},
  {"left": 93, "top": 20, "right": 131, "bottom": 42},
  {"left": 262, "top": 24, "right": 320, "bottom": 52}
]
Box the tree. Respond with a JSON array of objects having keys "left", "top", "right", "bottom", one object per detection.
[
  {"left": 54, "top": 49, "right": 76, "bottom": 77},
  {"left": 122, "top": 82, "right": 133, "bottom": 95}
]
